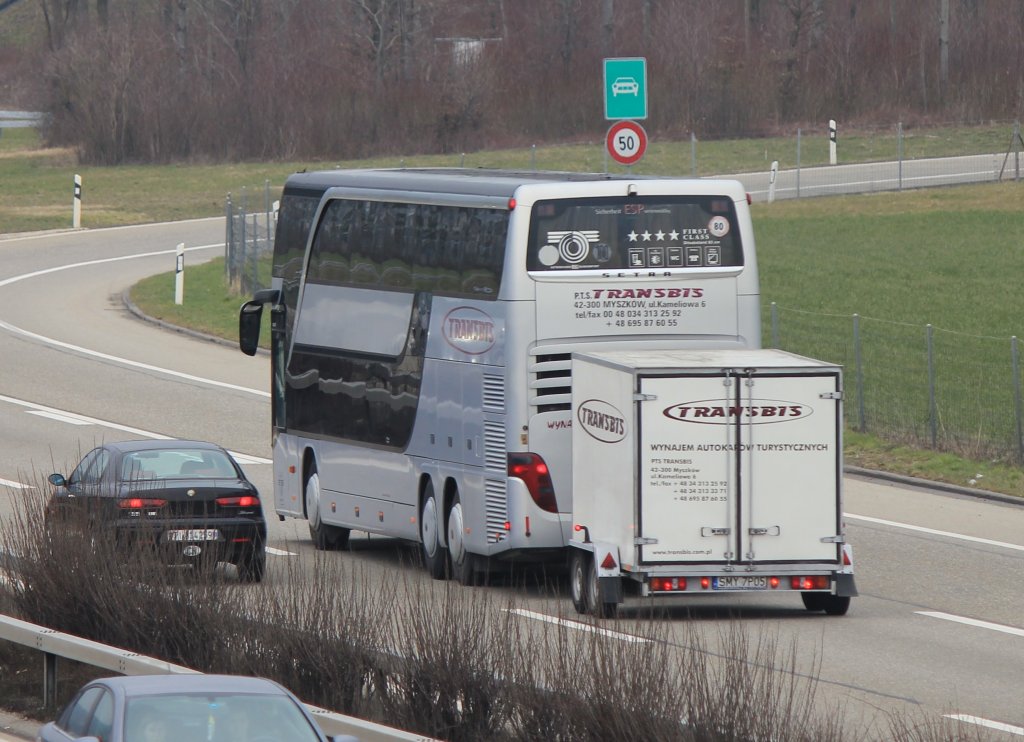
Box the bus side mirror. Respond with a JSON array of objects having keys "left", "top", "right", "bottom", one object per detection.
[{"left": 239, "top": 300, "right": 265, "bottom": 356}]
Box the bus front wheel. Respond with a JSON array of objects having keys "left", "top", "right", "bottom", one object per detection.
[{"left": 305, "top": 469, "right": 349, "bottom": 551}]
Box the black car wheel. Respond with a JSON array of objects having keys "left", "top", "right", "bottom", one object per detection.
[{"left": 238, "top": 545, "right": 266, "bottom": 583}]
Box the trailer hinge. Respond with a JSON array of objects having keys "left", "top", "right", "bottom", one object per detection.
[
  {"left": 820, "top": 535, "right": 845, "bottom": 543},
  {"left": 819, "top": 391, "right": 843, "bottom": 400},
  {"left": 634, "top": 537, "right": 658, "bottom": 545},
  {"left": 748, "top": 526, "right": 781, "bottom": 536},
  {"left": 633, "top": 393, "right": 657, "bottom": 401},
  {"left": 701, "top": 527, "right": 731, "bottom": 537}
]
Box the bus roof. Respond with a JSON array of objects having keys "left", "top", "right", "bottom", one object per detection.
[{"left": 282, "top": 167, "right": 736, "bottom": 201}]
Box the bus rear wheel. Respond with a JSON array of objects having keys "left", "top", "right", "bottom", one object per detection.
[
  {"left": 447, "top": 492, "right": 480, "bottom": 586},
  {"left": 420, "top": 481, "right": 446, "bottom": 580}
]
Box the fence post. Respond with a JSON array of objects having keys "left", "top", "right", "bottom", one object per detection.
[
  {"left": 897, "top": 121, "right": 903, "bottom": 191},
  {"left": 250, "top": 213, "right": 259, "bottom": 294},
  {"left": 927, "top": 324, "right": 937, "bottom": 448},
  {"left": 854, "top": 313, "right": 865, "bottom": 432},
  {"left": 531, "top": 144, "right": 536, "bottom": 171},
  {"left": 796, "top": 128, "right": 801, "bottom": 198},
  {"left": 1013, "top": 336, "right": 1023, "bottom": 464},
  {"left": 770, "top": 302, "right": 779, "bottom": 348},
  {"left": 224, "top": 194, "right": 233, "bottom": 284},
  {"left": 690, "top": 132, "right": 697, "bottom": 176}
]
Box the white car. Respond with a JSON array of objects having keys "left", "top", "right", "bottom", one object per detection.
[{"left": 611, "top": 77, "right": 639, "bottom": 96}]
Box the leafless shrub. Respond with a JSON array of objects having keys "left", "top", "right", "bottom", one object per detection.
[{"left": 0, "top": 477, "right": 993, "bottom": 741}]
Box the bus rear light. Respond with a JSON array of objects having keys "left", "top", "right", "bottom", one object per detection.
[
  {"left": 508, "top": 197, "right": 517, "bottom": 210},
  {"left": 700, "top": 577, "right": 710, "bottom": 589},
  {"left": 769, "top": 576, "right": 781, "bottom": 589},
  {"left": 118, "top": 498, "right": 167, "bottom": 509},
  {"left": 504, "top": 521, "right": 511, "bottom": 531},
  {"left": 508, "top": 453, "right": 557, "bottom": 513}
]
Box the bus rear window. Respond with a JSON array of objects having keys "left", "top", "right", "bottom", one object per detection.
[{"left": 527, "top": 196, "right": 743, "bottom": 273}]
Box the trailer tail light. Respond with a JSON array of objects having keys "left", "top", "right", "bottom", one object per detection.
[
  {"left": 118, "top": 498, "right": 167, "bottom": 509},
  {"left": 791, "top": 575, "right": 830, "bottom": 590},
  {"left": 508, "top": 453, "right": 557, "bottom": 513},
  {"left": 651, "top": 577, "right": 687, "bottom": 592}
]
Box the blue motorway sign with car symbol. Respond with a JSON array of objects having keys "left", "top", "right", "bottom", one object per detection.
[{"left": 604, "top": 57, "right": 648, "bottom": 120}]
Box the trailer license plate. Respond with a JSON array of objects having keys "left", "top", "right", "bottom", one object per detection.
[
  {"left": 712, "top": 576, "right": 768, "bottom": 591},
  {"left": 165, "top": 529, "right": 220, "bottom": 542}
]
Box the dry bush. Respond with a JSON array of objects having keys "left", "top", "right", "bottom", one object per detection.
[{"left": 0, "top": 478, "right": 993, "bottom": 741}]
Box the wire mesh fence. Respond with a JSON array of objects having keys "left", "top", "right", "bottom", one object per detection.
[
  {"left": 224, "top": 182, "right": 276, "bottom": 297},
  {"left": 768, "top": 303, "right": 1024, "bottom": 464}
]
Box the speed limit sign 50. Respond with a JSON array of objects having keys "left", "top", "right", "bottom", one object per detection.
[{"left": 606, "top": 120, "right": 648, "bottom": 165}]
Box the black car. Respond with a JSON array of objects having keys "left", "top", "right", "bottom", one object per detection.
[{"left": 47, "top": 439, "right": 267, "bottom": 582}]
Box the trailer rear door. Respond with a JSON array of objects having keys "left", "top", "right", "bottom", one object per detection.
[{"left": 637, "top": 369, "right": 841, "bottom": 565}]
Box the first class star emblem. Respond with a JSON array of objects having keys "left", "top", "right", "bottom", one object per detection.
[{"left": 187, "top": 489, "right": 196, "bottom": 497}]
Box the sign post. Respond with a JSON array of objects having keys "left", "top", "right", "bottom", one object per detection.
[
  {"left": 72, "top": 174, "right": 82, "bottom": 229},
  {"left": 175, "top": 243, "right": 185, "bottom": 305}
]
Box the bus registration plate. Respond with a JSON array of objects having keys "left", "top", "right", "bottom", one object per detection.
[{"left": 712, "top": 576, "right": 768, "bottom": 591}]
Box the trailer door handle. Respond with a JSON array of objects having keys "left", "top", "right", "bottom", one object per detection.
[
  {"left": 701, "top": 527, "right": 731, "bottom": 537},
  {"left": 748, "top": 526, "right": 780, "bottom": 536}
]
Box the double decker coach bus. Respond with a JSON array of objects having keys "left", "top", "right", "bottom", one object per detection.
[{"left": 239, "top": 168, "right": 760, "bottom": 584}]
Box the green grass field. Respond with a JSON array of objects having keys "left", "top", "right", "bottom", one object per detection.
[{"left": 5, "top": 126, "right": 1024, "bottom": 497}]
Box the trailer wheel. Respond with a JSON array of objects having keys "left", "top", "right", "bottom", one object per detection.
[
  {"left": 822, "top": 595, "right": 851, "bottom": 616},
  {"left": 571, "top": 551, "right": 618, "bottom": 618},
  {"left": 801, "top": 591, "right": 827, "bottom": 612},
  {"left": 569, "top": 551, "right": 589, "bottom": 615}
]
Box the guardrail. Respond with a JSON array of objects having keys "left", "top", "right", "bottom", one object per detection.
[{"left": 0, "top": 613, "right": 434, "bottom": 742}]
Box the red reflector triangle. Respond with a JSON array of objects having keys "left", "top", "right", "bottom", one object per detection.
[{"left": 600, "top": 552, "right": 617, "bottom": 570}]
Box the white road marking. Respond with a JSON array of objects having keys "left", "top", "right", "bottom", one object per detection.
[
  {"left": 845, "top": 513, "right": 1024, "bottom": 552},
  {"left": 265, "top": 546, "right": 296, "bottom": 557},
  {"left": 0, "top": 393, "right": 271, "bottom": 465},
  {"left": 27, "top": 410, "right": 93, "bottom": 425},
  {"left": 944, "top": 714, "right": 1024, "bottom": 736},
  {"left": 0, "top": 243, "right": 270, "bottom": 399},
  {"left": 508, "top": 608, "right": 650, "bottom": 643},
  {"left": 917, "top": 611, "right": 1024, "bottom": 638},
  {"left": 0, "top": 478, "right": 32, "bottom": 490}
]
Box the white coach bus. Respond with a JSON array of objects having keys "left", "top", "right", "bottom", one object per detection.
[{"left": 239, "top": 168, "right": 761, "bottom": 583}]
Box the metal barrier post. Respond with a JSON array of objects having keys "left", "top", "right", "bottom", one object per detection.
[{"left": 43, "top": 651, "right": 57, "bottom": 708}]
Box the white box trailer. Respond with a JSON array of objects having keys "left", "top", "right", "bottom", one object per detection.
[{"left": 569, "top": 348, "right": 857, "bottom": 618}]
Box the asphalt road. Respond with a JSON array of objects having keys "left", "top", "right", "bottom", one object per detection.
[{"left": 1, "top": 221, "right": 1022, "bottom": 740}]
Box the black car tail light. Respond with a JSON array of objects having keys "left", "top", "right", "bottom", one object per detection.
[
  {"left": 118, "top": 498, "right": 168, "bottom": 509},
  {"left": 215, "top": 495, "right": 260, "bottom": 508}
]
